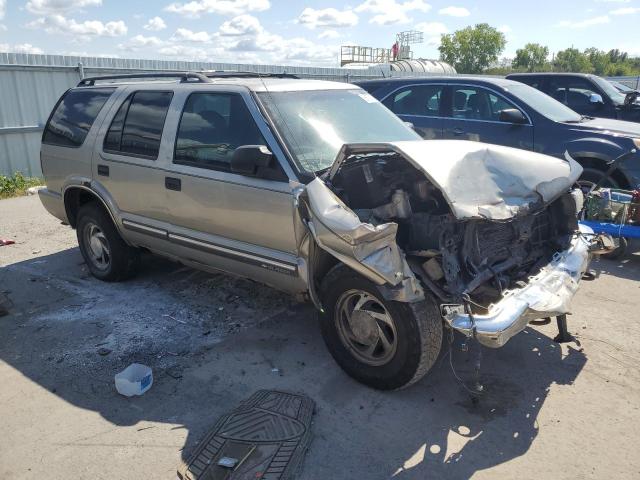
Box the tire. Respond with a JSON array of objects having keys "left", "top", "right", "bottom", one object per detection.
[
  {"left": 318, "top": 264, "right": 443, "bottom": 390},
  {"left": 76, "top": 202, "right": 139, "bottom": 282},
  {"left": 602, "top": 237, "right": 628, "bottom": 260},
  {"left": 578, "top": 167, "right": 619, "bottom": 194}
]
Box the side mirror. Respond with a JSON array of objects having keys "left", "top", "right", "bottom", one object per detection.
[
  {"left": 230, "top": 145, "right": 273, "bottom": 176},
  {"left": 499, "top": 108, "right": 528, "bottom": 124},
  {"left": 624, "top": 91, "right": 639, "bottom": 107},
  {"left": 589, "top": 93, "right": 604, "bottom": 105}
]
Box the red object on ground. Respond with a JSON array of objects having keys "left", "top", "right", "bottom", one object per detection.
[{"left": 0, "top": 239, "right": 15, "bottom": 246}]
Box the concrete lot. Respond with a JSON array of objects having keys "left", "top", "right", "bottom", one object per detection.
[{"left": 1, "top": 195, "right": 639, "bottom": 480}]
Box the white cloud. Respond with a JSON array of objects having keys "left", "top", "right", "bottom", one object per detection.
[
  {"left": 0, "top": 43, "right": 44, "bottom": 54},
  {"left": 414, "top": 21, "right": 448, "bottom": 35},
  {"left": 144, "top": 16, "right": 167, "bottom": 31},
  {"left": 26, "top": 0, "right": 101, "bottom": 15},
  {"left": 610, "top": 7, "right": 640, "bottom": 14},
  {"left": 27, "top": 15, "right": 127, "bottom": 36},
  {"left": 318, "top": 29, "right": 340, "bottom": 39},
  {"left": 356, "top": 0, "right": 431, "bottom": 25},
  {"left": 164, "top": 0, "right": 270, "bottom": 18},
  {"left": 0, "top": 0, "right": 5, "bottom": 20},
  {"left": 498, "top": 24, "right": 512, "bottom": 33},
  {"left": 556, "top": 15, "right": 610, "bottom": 28},
  {"left": 171, "top": 28, "right": 212, "bottom": 42},
  {"left": 297, "top": 7, "right": 358, "bottom": 29},
  {"left": 218, "top": 14, "right": 262, "bottom": 36},
  {"left": 438, "top": 6, "right": 470, "bottom": 17},
  {"left": 118, "top": 35, "right": 164, "bottom": 51},
  {"left": 158, "top": 44, "right": 209, "bottom": 59}
]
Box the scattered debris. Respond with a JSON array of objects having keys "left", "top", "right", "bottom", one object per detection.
[
  {"left": 97, "top": 347, "right": 112, "bottom": 356},
  {"left": 32, "top": 250, "right": 41, "bottom": 255},
  {"left": 0, "top": 238, "right": 15, "bottom": 246},
  {"left": 115, "top": 363, "right": 153, "bottom": 397}
]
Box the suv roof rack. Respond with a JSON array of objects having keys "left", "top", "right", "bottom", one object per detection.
[
  {"left": 76, "top": 71, "right": 300, "bottom": 87},
  {"left": 200, "top": 71, "right": 300, "bottom": 79},
  {"left": 77, "top": 72, "right": 213, "bottom": 87}
]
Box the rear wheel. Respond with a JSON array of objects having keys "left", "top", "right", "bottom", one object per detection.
[
  {"left": 319, "top": 264, "right": 443, "bottom": 390},
  {"left": 76, "top": 202, "right": 139, "bottom": 282}
]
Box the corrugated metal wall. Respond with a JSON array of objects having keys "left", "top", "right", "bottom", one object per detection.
[{"left": 0, "top": 52, "right": 445, "bottom": 177}]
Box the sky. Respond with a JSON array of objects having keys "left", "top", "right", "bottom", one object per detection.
[{"left": 0, "top": 0, "right": 639, "bottom": 66}]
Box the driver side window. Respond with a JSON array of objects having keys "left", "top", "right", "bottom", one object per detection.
[{"left": 174, "top": 93, "right": 271, "bottom": 173}]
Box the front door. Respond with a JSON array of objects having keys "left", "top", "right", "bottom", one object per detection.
[
  {"left": 159, "top": 89, "right": 303, "bottom": 292},
  {"left": 442, "top": 85, "right": 534, "bottom": 151}
]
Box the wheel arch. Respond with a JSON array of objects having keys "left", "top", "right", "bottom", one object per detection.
[
  {"left": 63, "top": 185, "right": 120, "bottom": 231},
  {"left": 571, "top": 154, "right": 632, "bottom": 189}
]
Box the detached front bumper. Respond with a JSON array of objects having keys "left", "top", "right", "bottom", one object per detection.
[{"left": 443, "top": 224, "right": 598, "bottom": 348}]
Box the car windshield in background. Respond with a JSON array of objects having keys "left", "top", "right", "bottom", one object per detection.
[
  {"left": 591, "top": 76, "right": 627, "bottom": 105},
  {"left": 257, "top": 89, "right": 420, "bottom": 173},
  {"left": 505, "top": 83, "right": 582, "bottom": 123}
]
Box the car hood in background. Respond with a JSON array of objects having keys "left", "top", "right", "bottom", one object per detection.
[
  {"left": 570, "top": 117, "right": 640, "bottom": 137},
  {"left": 331, "top": 140, "right": 582, "bottom": 221}
]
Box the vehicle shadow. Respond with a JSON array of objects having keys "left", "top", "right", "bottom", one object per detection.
[
  {"left": 0, "top": 247, "right": 587, "bottom": 479},
  {"left": 590, "top": 238, "right": 640, "bottom": 282}
]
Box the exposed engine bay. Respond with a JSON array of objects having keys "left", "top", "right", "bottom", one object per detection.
[{"left": 325, "top": 151, "right": 579, "bottom": 306}]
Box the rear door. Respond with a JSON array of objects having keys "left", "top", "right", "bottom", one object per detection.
[
  {"left": 382, "top": 84, "right": 446, "bottom": 139},
  {"left": 442, "top": 84, "right": 534, "bottom": 150},
  {"left": 93, "top": 88, "right": 174, "bottom": 225}
]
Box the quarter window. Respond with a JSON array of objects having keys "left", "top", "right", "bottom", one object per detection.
[
  {"left": 385, "top": 85, "right": 444, "bottom": 116},
  {"left": 174, "top": 93, "right": 268, "bottom": 172},
  {"left": 104, "top": 91, "right": 173, "bottom": 159},
  {"left": 43, "top": 88, "right": 115, "bottom": 147}
]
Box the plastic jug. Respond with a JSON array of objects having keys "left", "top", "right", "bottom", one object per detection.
[{"left": 115, "top": 363, "right": 153, "bottom": 397}]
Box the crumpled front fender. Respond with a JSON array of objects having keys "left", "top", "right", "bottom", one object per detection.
[{"left": 301, "top": 178, "right": 424, "bottom": 302}]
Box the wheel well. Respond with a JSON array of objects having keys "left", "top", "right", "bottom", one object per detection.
[
  {"left": 574, "top": 156, "right": 631, "bottom": 189},
  {"left": 64, "top": 188, "right": 105, "bottom": 228}
]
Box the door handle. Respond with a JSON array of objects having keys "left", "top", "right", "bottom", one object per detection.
[
  {"left": 452, "top": 127, "right": 465, "bottom": 136},
  {"left": 97, "top": 164, "right": 109, "bottom": 176},
  {"left": 165, "top": 177, "right": 181, "bottom": 191}
]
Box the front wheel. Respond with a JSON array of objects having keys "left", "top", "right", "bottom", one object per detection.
[
  {"left": 319, "top": 264, "right": 443, "bottom": 390},
  {"left": 578, "top": 167, "right": 619, "bottom": 195}
]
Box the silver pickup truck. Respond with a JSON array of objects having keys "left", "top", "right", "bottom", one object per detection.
[{"left": 38, "top": 72, "right": 602, "bottom": 390}]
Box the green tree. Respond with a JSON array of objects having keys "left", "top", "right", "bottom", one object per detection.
[
  {"left": 585, "top": 48, "right": 611, "bottom": 75},
  {"left": 438, "top": 23, "right": 506, "bottom": 74},
  {"left": 512, "top": 43, "right": 549, "bottom": 71},
  {"left": 553, "top": 48, "right": 592, "bottom": 73}
]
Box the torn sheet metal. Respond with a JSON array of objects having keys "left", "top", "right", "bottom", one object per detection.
[
  {"left": 304, "top": 178, "right": 423, "bottom": 300},
  {"left": 443, "top": 224, "right": 594, "bottom": 348},
  {"left": 332, "top": 140, "right": 583, "bottom": 221}
]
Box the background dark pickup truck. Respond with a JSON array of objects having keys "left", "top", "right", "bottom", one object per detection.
[{"left": 506, "top": 73, "right": 640, "bottom": 123}]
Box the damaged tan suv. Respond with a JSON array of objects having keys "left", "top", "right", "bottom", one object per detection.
[{"left": 39, "top": 72, "right": 602, "bottom": 390}]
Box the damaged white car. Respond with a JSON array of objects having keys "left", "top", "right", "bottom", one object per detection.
[{"left": 39, "top": 75, "right": 607, "bottom": 391}]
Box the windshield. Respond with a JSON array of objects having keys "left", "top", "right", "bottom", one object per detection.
[
  {"left": 591, "top": 76, "right": 627, "bottom": 105},
  {"left": 505, "top": 83, "right": 582, "bottom": 122},
  {"left": 611, "top": 80, "right": 634, "bottom": 94},
  {"left": 257, "top": 89, "right": 420, "bottom": 173}
]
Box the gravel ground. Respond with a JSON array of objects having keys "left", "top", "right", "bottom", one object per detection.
[{"left": 1, "top": 194, "right": 639, "bottom": 480}]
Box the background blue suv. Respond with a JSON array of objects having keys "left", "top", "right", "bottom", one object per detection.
[{"left": 356, "top": 76, "right": 640, "bottom": 190}]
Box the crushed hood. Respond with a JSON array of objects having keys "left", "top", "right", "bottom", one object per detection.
[{"left": 331, "top": 140, "right": 582, "bottom": 220}]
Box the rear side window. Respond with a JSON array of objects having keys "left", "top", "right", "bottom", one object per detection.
[
  {"left": 43, "top": 88, "right": 114, "bottom": 147},
  {"left": 384, "top": 85, "right": 444, "bottom": 116},
  {"left": 104, "top": 91, "right": 173, "bottom": 159}
]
